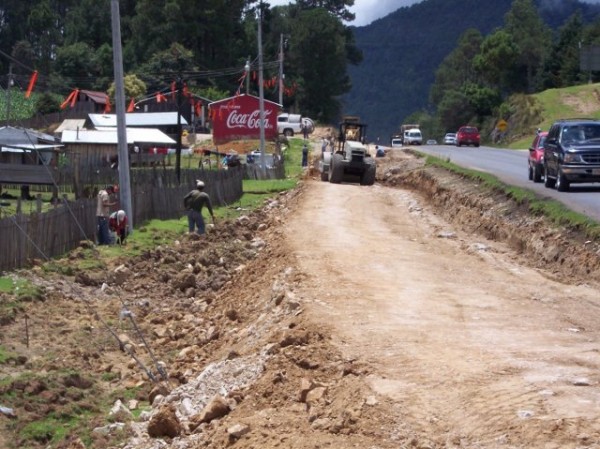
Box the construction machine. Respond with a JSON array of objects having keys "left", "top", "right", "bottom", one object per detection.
[{"left": 319, "top": 116, "right": 376, "bottom": 185}]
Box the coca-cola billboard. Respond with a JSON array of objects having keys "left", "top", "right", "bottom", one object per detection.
[{"left": 209, "top": 94, "right": 280, "bottom": 145}]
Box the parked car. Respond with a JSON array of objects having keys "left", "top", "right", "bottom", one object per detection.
[
  {"left": 528, "top": 131, "right": 547, "bottom": 183},
  {"left": 443, "top": 133, "right": 456, "bottom": 145},
  {"left": 543, "top": 119, "right": 600, "bottom": 191},
  {"left": 455, "top": 126, "right": 480, "bottom": 147}
]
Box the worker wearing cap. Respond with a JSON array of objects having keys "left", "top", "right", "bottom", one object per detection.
[
  {"left": 96, "top": 185, "right": 117, "bottom": 245},
  {"left": 183, "top": 180, "right": 215, "bottom": 235}
]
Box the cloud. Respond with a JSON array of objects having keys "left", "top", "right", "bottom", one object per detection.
[{"left": 267, "top": 0, "right": 421, "bottom": 27}]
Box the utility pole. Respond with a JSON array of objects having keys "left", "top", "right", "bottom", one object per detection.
[
  {"left": 5, "top": 63, "right": 13, "bottom": 127},
  {"left": 110, "top": 0, "right": 133, "bottom": 232},
  {"left": 278, "top": 34, "right": 284, "bottom": 106},
  {"left": 245, "top": 58, "right": 250, "bottom": 95},
  {"left": 258, "top": 3, "right": 266, "bottom": 174},
  {"left": 175, "top": 77, "right": 183, "bottom": 184}
]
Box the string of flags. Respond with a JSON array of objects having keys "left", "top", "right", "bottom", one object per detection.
[{"left": 24, "top": 69, "right": 297, "bottom": 116}]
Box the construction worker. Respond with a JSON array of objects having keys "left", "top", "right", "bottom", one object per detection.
[
  {"left": 109, "top": 210, "right": 128, "bottom": 245},
  {"left": 96, "top": 185, "right": 117, "bottom": 245},
  {"left": 183, "top": 180, "right": 215, "bottom": 235}
]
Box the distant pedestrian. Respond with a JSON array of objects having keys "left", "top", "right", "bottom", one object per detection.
[
  {"left": 183, "top": 180, "right": 215, "bottom": 235},
  {"left": 109, "top": 209, "right": 128, "bottom": 245},
  {"left": 96, "top": 185, "right": 117, "bottom": 245},
  {"left": 302, "top": 122, "right": 309, "bottom": 140},
  {"left": 302, "top": 143, "right": 308, "bottom": 168},
  {"left": 321, "top": 138, "right": 327, "bottom": 153}
]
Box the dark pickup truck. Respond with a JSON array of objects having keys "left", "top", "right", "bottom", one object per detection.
[{"left": 543, "top": 119, "right": 600, "bottom": 192}]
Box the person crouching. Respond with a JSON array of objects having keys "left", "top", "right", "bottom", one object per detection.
[{"left": 109, "top": 209, "right": 128, "bottom": 245}]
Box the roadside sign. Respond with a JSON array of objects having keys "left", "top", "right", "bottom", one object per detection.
[{"left": 497, "top": 119, "right": 508, "bottom": 132}]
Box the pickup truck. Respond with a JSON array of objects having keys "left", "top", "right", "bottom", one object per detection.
[{"left": 277, "top": 113, "right": 314, "bottom": 137}]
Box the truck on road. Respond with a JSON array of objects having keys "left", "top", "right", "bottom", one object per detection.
[{"left": 400, "top": 124, "right": 422, "bottom": 145}]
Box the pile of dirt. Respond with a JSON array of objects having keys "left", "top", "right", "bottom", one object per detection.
[{"left": 2, "top": 149, "right": 600, "bottom": 449}]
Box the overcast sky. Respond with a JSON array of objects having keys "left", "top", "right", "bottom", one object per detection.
[
  {"left": 267, "top": 0, "right": 420, "bottom": 27},
  {"left": 268, "top": 0, "right": 600, "bottom": 27}
]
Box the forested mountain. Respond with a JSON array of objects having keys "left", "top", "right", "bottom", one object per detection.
[{"left": 344, "top": 0, "right": 600, "bottom": 141}]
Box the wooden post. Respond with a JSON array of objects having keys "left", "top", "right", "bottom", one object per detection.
[{"left": 36, "top": 194, "right": 42, "bottom": 213}]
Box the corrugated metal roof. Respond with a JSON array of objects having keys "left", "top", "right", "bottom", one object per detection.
[
  {"left": 0, "top": 126, "right": 57, "bottom": 145},
  {"left": 61, "top": 128, "right": 176, "bottom": 145},
  {"left": 80, "top": 90, "right": 108, "bottom": 104},
  {"left": 54, "top": 119, "right": 87, "bottom": 133},
  {"left": 88, "top": 112, "right": 188, "bottom": 128},
  {"left": 1, "top": 144, "right": 61, "bottom": 153}
]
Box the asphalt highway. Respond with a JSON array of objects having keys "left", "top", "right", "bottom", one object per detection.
[{"left": 406, "top": 143, "right": 600, "bottom": 223}]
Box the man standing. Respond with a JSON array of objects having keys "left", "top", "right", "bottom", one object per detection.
[
  {"left": 183, "top": 180, "right": 215, "bottom": 235},
  {"left": 96, "top": 185, "right": 116, "bottom": 245}
]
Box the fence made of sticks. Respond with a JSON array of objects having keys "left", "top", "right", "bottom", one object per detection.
[{"left": 0, "top": 167, "right": 244, "bottom": 273}]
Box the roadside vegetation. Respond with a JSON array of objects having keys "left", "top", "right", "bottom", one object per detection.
[{"left": 424, "top": 153, "right": 600, "bottom": 239}]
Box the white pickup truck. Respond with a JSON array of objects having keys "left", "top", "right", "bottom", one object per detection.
[{"left": 277, "top": 113, "right": 314, "bottom": 137}]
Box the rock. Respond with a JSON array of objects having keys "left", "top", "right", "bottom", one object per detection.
[
  {"left": 189, "top": 395, "right": 231, "bottom": 429},
  {"left": 305, "top": 386, "right": 327, "bottom": 406},
  {"left": 109, "top": 399, "right": 133, "bottom": 418},
  {"left": 92, "top": 422, "right": 125, "bottom": 435},
  {"left": 64, "top": 437, "right": 87, "bottom": 448},
  {"left": 237, "top": 215, "right": 251, "bottom": 226},
  {"left": 227, "top": 423, "right": 250, "bottom": 439},
  {"left": 572, "top": 377, "right": 592, "bottom": 386},
  {"left": 62, "top": 373, "right": 93, "bottom": 389},
  {"left": 111, "top": 264, "right": 132, "bottom": 285},
  {"left": 147, "top": 404, "right": 182, "bottom": 438},
  {"left": 149, "top": 382, "right": 171, "bottom": 405},
  {"left": 172, "top": 272, "right": 196, "bottom": 291}
]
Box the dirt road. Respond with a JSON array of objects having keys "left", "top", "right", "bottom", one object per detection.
[{"left": 285, "top": 177, "right": 600, "bottom": 448}]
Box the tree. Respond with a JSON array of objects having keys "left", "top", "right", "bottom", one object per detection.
[
  {"left": 473, "top": 30, "right": 519, "bottom": 93},
  {"left": 289, "top": 8, "right": 352, "bottom": 121},
  {"left": 429, "top": 29, "right": 483, "bottom": 106},
  {"left": 294, "top": 0, "right": 356, "bottom": 22},
  {"left": 542, "top": 12, "right": 585, "bottom": 88},
  {"left": 504, "top": 0, "right": 552, "bottom": 92},
  {"left": 107, "top": 74, "right": 147, "bottom": 102},
  {"left": 53, "top": 42, "right": 96, "bottom": 90}
]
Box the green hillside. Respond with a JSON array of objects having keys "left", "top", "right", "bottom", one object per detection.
[{"left": 509, "top": 83, "right": 600, "bottom": 149}]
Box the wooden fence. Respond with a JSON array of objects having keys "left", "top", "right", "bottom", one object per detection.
[{"left": 0, "top": 168, "right": 244, "bottom": 273}]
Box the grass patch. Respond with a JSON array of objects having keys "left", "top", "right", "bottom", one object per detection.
[
  {"left": 0, "top": 346, "right": 17, "bottom": 364},
  {"left": 508, "top": 83, "right": 600, "bottom": 149},
  {"left": 0, "top": 277, "right": 44, "bottom": 301},
  {"left": 424, "top": 154, "right": 600, "bottom": 239}
]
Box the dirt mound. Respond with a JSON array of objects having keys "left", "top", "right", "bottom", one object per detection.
[{"left": 3, "top": 149, "right": 600, "bottom": 448}]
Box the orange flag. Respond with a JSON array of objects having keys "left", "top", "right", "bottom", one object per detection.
[
  {"left": 60, "top": 89, "right": 78, "bottom": 109},
  {"left": 127, "top": 98, "right": 135, "bottom": 112},
  {"left": 25, "top": 71, "right": 38, "bottom": 98},
  {"left": 104, "top": 95, "right": 111, "bottom": 113}
]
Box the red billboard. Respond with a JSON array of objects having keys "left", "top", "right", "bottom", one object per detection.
[{"left": 209, "top": 94, "right": 280, "bottom": 144}]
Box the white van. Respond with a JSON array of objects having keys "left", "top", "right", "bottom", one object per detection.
[
  {"left": 391, "top": 137, "right": 403, "bottom": 148},
  {"left": 404, "top": 129, "right": 422, "bottom": 145}
]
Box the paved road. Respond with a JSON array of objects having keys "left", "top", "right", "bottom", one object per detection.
[{"left": 410, "top": 143, "right": 600, "bottom": 222}]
